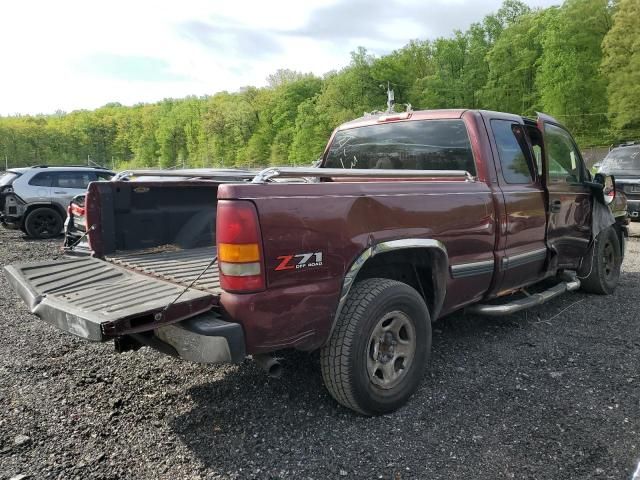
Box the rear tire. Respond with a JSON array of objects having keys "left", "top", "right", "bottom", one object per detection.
[
  {"left": 24, "top": 207, "right": 63, "bottom": 239},
  {"left": 321, "top": 278, "right": 431, "bottom": 416},
  {"left": 580, "top": 226, "right": 622, "bottom": 295}
]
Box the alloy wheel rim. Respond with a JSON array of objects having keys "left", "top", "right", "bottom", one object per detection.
[
  {"left": 366, "top": 310, "right": 416, "bottom": 390},
  {"left": 33, "top": 213, "right": 57, "bottom": 235}
]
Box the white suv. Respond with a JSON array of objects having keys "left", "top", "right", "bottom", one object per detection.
[{"left": 0, "top": 166, "right": 114, "bottom": 239}]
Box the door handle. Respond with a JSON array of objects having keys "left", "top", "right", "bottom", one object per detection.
[{"left": 550, "top": 200, "right": 562, "bottom": 213}]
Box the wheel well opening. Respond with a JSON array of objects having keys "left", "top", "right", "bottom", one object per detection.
[
  {"left": 354, "top": 249, "right": 445, "bottom": 317},
  {"left": 24, "top": 204, "right": 65, "bottom": 220}
]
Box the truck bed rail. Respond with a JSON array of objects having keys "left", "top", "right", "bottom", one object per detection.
[
  {"left": 113, "top": 167, "right": 475, "bottom": 183},
  {"left": 251, "top": 167, "right": 475, "bottom": 183}
]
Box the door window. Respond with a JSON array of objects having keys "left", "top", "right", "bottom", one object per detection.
[
  {"left": 28, "top": 172, "right": 54, "bottom": 187},
  {"left": 96, "top": 172, "right": 114, "bottom": 181},
  {"left": 53, "top": 172, "right": 93, "bottom": 189},
  {"left": 492, "top": 120, "right": 536, "bottom": 184},
  {"left": 544, "top": 124, "right": 586, "bottom": 185}
]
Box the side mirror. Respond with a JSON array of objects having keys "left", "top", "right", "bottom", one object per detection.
[{"left": 585, "top": 173, "right": 616, "bottom": 205}]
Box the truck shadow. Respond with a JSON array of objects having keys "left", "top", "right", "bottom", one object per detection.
[
  {"left": 20, "top": 233, "right": 64, "bottom": 242},
  {"left": 167, "top": 309, "right": 536, "bottom": 473},
  {"left": 168, "top": 267, "right": 639, "bottom": 475}
]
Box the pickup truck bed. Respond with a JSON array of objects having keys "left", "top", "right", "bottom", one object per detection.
[{"left": 107, "top": 246, "right": 221, "bottom": 293}]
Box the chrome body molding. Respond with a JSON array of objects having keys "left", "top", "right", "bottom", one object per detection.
[
  {"left": 502, "top": 248, "right": 547, "bottom": 270},
  {"left": 450, "top": 258, "right": 495, "bottom": 279},
  {"left": 329, "top": 239, "right": 449, "bottom": 342}
]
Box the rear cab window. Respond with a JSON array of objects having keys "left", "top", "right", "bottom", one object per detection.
[{"left": 323, "top": 119, "right": 476, "bottom": 175}]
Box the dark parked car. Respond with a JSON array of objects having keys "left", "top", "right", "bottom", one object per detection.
[{"left": 598, "top": 142, "right": 640, "bottom": 220}]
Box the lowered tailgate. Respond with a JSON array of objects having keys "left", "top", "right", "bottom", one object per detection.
[{"left": 4, "top": 256, "right": 217, "bottom": 341}]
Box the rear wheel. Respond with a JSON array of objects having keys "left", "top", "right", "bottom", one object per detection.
[
  {"left": 580, "top": 226, "right": 622, "bottom": 295},
  {"left": 24, "top": 207, "right": 63, "bottom": 239},
  {"left": 321, "top": 278, "right": 431, "bottom": 415}
]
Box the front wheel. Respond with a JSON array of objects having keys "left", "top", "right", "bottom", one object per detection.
[
  {"left": 580, "top": 226, "right": 622, "bottom": 295},
  {"left": 321, "top": 278, "right": 431, "bottom": 415}
]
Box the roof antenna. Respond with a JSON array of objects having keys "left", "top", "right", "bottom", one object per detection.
[{"left": 386, "top": 81, "right": 395, "bottom": 113}]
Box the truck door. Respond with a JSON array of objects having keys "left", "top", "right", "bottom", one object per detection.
[
  {"left": 538, "top": 115, "right": 592, "bottom": 269},
  {"left": 487, "top": 117, "right": 547, "bottom": 294},
  {"left": 50, "top": 171, "right": 95, "bottom": 210}
]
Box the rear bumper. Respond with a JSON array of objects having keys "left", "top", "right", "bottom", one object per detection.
[
  {"left": 627, "top": 199, "right": 640, "bottom": 218},
  {"left": 0, "top": 213, "right": 22, "bottom": 230},
  {"left": 149, "top": 313, "right": 246, "bottom": 364}
]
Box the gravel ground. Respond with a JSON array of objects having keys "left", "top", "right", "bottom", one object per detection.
[{"left": 1, "top": 225, "right": 639, "bottom": 480}]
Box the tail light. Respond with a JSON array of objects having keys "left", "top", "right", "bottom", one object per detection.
[
  {"left": 216, "top": 200, "right": 265, "bottom": 292},
  {"left": 68, "top": 203, "right": 86, "bottom": 217}
]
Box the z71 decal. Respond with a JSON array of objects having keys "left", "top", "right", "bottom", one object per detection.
[{"left": 275, "top": 252, "right": 323, "bottom": 271}]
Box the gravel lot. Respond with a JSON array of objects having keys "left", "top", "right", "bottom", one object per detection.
[{"left": 1, "top": 225, "right": 639, "bottom": 480}]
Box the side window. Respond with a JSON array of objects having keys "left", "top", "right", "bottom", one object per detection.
[
  {"left": 28, "top": 172, "right": 54, "bottom": 187},
  {"left": 544, "top": 124, "right": 586, "bottom": 185},
  {"left": 54, "top": 172, "right": 93, "bottom": 189},
  {"left": 491, "top": 120, "right": 536, "bottom": 184},
  {"left": 96, "top": 172, "right": 113, "bottom": 181}
]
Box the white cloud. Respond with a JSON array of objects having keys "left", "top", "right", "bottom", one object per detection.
[{"left": 0, "top": 0, "right": 559, "bottom": 115}]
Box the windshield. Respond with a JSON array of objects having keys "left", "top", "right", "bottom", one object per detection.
[
  {"left": 323, "top": 119, "right": 476, "bottom": 174},
  {"left": 0, "top": 171, "right": 19, "bottom": 186},
  {"left": 600, "top": 145, "right": 640, "bottom": 175}
]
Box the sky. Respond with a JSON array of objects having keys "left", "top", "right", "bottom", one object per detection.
[{"left": 0, "top": 0, "right": 560, "bottom": 116}]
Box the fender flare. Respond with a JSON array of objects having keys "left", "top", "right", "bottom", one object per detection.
[
  {"left": 24, "top": 202, "right": 66, "bottom": 219},
  {"left": 328, "top": 239, "right": 449, "bottom": 341}
]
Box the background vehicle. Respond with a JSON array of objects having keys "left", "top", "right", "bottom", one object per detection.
[
  {"left": 0, "top": 165, "right": 114, "bottom": 238},
  {"left": 5, "top": 110, "right": 628, "bottom": 415},
  {"left": 598, "top": 142, "right": 640, "bottom": 220}
]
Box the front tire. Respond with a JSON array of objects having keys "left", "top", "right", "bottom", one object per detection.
[
  {"left": 580, "top": 226, "right": 622, "bottom": 295},
  {"left": 24, "top": 207, "right": 63, "bottom": 239},
  {"left": 321, "top": 278, "right": 431, "bottom": 415}
]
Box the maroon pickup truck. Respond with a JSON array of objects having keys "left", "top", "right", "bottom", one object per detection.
[{"left": 4, "top": 109, "right": 628, "bottom": 415}]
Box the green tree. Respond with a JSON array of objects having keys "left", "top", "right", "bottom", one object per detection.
[
  {"left": 483, "top": 8, "right": 556, "bottom": 114},
  {"left": 601, "top": 0, "right": 640, "bottom": 136},
  {"left": 537, "top": 0, "right": 612, "bottom": 142}
]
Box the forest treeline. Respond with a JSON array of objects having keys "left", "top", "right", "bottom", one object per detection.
[{"left": 1, "top": 0, "right": 639, "bottom": 170}]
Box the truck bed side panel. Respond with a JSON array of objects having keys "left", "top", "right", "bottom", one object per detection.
[{"left": 219, "top": 180, "right": 496, "bottom": 353}]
